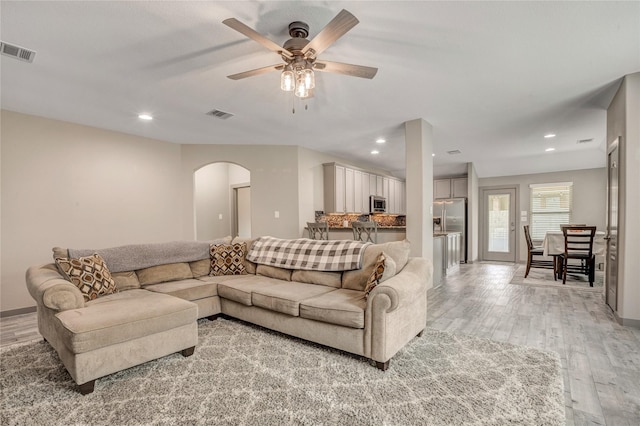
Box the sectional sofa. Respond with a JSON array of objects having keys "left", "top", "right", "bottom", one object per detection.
[{"left": 26, "top": 237, "right": 432, "bottom": 394}]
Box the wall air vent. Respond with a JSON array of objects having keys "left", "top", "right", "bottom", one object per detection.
[
  {"left": 447, "top": 150, "right": 462, "bottom": 155},
  {"left": 577, "top": 138, "right": 594, "bottom": 144},
  {"left": 0, "top": 41, "right": 36, "bottom": 63},
  {"left": 206, "top": 109, "right": 234, "bottom": 120}
]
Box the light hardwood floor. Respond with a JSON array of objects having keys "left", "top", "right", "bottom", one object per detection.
[{"left": 1, "top": 262, "right": 638, "bottom": 425}]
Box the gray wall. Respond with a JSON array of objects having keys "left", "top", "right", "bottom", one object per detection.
[
  {"left": 479, "top": 168, "right": 606, "bottom": 263},
  {"left": 1, "top": 110, "right": 184, "bottom": 312},
  {"left": 607, "top": 72, "right": 640, "bottom": 324}
]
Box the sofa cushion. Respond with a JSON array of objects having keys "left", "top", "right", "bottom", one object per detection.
[
  {"left": 210, "top": 243, "right": 247, "bottom": 276},
  {"left": 136, "top": 262, "right": 193, "bottom": 286},
  {"left": 251, "top": 282, "right": 335, "bottom": 317},
  {"left": 111, "top": 271, "right": 141, "bottom": 291},
  {"left": 364, "top": 252, "right": 386, "bottom": 296},
  {"left": 256, "top": 264, "right": 292, "bottom": 281},
  {"left": 342, "top": 241, "right": 407, "bottom": 291},
  {"left": 299, "top": 289, "right": 367, "bottom": 329},
  {"left": 55, "top": 254, "right": 118, "bottom": 302},
  {"left": 291, "top": 270, "right": 342, "bottom": 288},
  {"left": 217, "top": 276, "right": 284, "bottom": 306},
  {"left": 232, "top": 237, "right": 257, "bottom": 274},
  {"left": 54, "top": 289, "right": 197, "bottom": 354},
  {"left": 189, "top": 259, "right": 211, "bottom": 278},
  {"left": 144, "top": 278, "right": 217, "bottom": 300}
]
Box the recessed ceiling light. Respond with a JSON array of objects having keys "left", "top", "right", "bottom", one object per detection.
[
  {"left": 544, "top": 133, "right": 556, "bottom": 139},
  {"left": 432, "top": 153, "right": 436, "bottom": 157},
  {"left": 138, "top": 113, "right": 153, "bottom": 121},
  {"left": 371, "top": 150, "right": 379, "bottom": 155},
  {"left": 545, "top": 147, "right": 556, "bottom": 152},
  {"left": 376, "top": 138, "right": 386, "bottom": 144}
]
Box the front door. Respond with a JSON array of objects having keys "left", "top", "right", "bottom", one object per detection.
[
  {"left": 606, "top": 139, "right": 619, "bottom": 311},
  {"left": 482, "top": 188, "right": 517, "bottom": 262}
]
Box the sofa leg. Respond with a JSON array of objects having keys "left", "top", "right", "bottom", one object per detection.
[
  {"left": 78, "top": 380, "right": 95, "bottom": 395},
  {"left": 181, "top": 346, "right": 195, "bottom": 357},
  {"left": 374, "top": 360, "right": 390, "bottom": 371},
  {"left": 417, "top": 330, "right": 424, "bottom": 338},
  {"left": 207, "top": 314, "right": 220, "bottom": 321}
]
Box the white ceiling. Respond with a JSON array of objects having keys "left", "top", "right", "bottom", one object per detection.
[{"left": 2, "top": 1, "right": 639, "bottom": 178}]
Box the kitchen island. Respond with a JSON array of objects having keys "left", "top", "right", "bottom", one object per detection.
[{"left": 433, "top": 232, "right": 461, "bottom": 287}]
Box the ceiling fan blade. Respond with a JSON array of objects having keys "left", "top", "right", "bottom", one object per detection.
[
  {"left": 301, "top": 9, "right": 359, "bottom": 57},
  {"left": 223, "top": 18, "right": 293, "bottom": 59},
  {"left": 227, "top": 64, "right": 284, "bottom": 80},
  {"left": 314, "top": 60, "right": 378, "bottom": 79}
]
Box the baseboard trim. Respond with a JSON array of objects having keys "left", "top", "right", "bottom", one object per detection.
[
  {"left": 0, "top": 306, "right": 37, "bottom": 318},
  {"left": 613, "top": 310, "right": 640, "bottom": 329}
]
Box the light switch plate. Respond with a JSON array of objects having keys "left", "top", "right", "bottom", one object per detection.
[{"left": 274, "top": 211, "right": 279, "bottom": 219}]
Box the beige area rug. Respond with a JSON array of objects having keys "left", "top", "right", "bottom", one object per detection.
[
  {"left": 510, "top": 264, "right": 604, "bottom": 291},
  {"left": 1, "top": 318, "right": 564, "bottom": 426}
]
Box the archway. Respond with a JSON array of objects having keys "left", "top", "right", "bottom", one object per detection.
[{"left": 194, "top": 162, "right": 251, "bottom": 240}]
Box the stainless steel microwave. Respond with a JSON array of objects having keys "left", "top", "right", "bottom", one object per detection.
[{"left": 370, "top": 195, "right": 387, "bottom": 213}]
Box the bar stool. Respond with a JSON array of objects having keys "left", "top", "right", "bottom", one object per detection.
[
  {"left": 307, "top": 222, "right": 329, "bottom": 240},
  {"left": 352, "top": 221, "right": 378, "bottom": 243}
]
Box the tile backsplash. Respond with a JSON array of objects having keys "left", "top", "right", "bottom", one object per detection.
[{"left": 315, "top": 213, "right": 405, "bottom": 228}]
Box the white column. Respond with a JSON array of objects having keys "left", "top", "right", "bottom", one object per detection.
[{"left": 405, "top": 119, "right": 434, "bottom": 265}]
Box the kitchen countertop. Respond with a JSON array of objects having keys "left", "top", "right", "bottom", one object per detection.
[{"left": 328, "top": 226, "right": 406, "bottom": 230}]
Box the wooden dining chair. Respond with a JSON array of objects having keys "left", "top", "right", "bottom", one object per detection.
[
  {"left": 352, "top": 221, "right": 378, "bottom": 243},
  {"left": 307, "top": 222, "right": 329, "bottom": 240},
  {"left": 523, "top": 225, "right": 556, "bottom": 279},
  {"left": 559, "top": 226, "right": 597, "bottom": 286}
]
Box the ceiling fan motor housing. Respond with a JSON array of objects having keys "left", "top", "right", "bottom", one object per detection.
[{"left": 288, "top": 21, "right": 309, "bottom": 38}]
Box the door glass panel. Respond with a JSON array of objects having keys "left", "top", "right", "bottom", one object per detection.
[{"left": 488, "top": 194, "right": 510, "bottom": 252}]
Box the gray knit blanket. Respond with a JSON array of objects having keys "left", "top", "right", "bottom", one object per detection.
[
  {"left": 68, "top": 239, "right": 227, "bottom": 273},
  {"left": 246, "top": 236, "right": 370, "bottom": 271}
]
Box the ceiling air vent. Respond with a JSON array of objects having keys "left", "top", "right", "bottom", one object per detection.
[
  {"left": 577, "top": 138, "right": 594, "bottom": 144},
  {"left": 206, "top": 109, "right": 234, "bottom": 120},
  {"left": 447, "top": 150, "right": 462, "bottom": 155},
  {"left": 0, "top": 41, "right": 36, "bottom": 63}
]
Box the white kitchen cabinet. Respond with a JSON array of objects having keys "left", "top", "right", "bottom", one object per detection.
[
  {"left": 451, "top": 177, "right": 468, "bottom": 198},
  {"left": 361, "top": 172, "right": 370, "bottom": 213},
  {"left": 354, "top": 170, "right": 363, "bottom": 213},
  {"left": 434, "top": 177, "right": 468, "bottom": 199},
  {"left": 434, "top": 179, "right": 452, "bottom": 199},
  {"left": 369, "top": 174, "right": 377, "bottom": 199},
  {"left": 324, "top": 163, "right": 405, "bottom": 214},
  {"left": 323, "top": 163, "right": 346, "bottom": 213},
  {"left": 345, "top": 168, "right": 355, "bottom": 212}
]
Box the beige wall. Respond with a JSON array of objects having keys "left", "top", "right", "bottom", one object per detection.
[
  {"left": 1, "top": 110, "right": 183, "bottom": 312},
  {"left": 180, "top": 145, "right": 301, "bottom": 241},
  {"left": 607, "top": 72, "right": 640, "bottom": 324},
  {"left": 479, "top": 168, "right": 607, "bottom": 263}
]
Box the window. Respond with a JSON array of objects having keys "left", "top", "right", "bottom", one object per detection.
[{"left": 529, "top": 182, "right": 573, "bottom": 240}]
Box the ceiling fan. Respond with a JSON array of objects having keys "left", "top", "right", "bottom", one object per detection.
[{"left": 222, "top": 9, "right": 378, "bottom": 99}]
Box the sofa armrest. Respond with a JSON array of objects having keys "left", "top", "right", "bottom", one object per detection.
[
  {"left": 367, "top": 257, "right": 432, "bottom": 313},
  {"left": 26, "top": 263, "right": 85, "bottom": 311},
  {"left": 366, "top": 257, "right": 432, "bottom": 364}
]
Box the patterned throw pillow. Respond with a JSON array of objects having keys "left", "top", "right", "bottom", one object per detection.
[
  {"left": 364, "top": 252, "right": 386, "bottom": 297},
  {"left": 55, "top": 253, "right": 118, "bottom": 302},
  {"left": 210, "top": 243, "right": 247, "bottom": 276}
]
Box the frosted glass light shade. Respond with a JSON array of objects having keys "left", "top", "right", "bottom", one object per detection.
[
  {"left": 302, "top": 68, "right": 315, "bottom": 89},
  {"left": 295, "top": 74, "right": 308, "bottom": 98},
  {"left": 280, "top": 69, "right": 295, "bottom": 91}
]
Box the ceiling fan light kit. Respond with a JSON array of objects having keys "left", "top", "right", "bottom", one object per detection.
[{"left": 223, "top": 9, "right": 377, "bottom": 102}]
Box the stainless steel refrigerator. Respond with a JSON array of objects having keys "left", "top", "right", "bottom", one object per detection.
[{"left": 433, "top": 198, "right": 467, "bottom": 263}]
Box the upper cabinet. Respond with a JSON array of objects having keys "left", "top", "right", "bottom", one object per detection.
[
  {"left": 434, "top": 177, "right": 468, "bottom": 199},
  {"left": 323, "top": 163, "right": 405, "bottom": 214}
]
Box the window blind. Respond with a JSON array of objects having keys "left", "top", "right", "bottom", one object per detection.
[{"left": 529, "top": 182, "right": 573, "bottom": 240}]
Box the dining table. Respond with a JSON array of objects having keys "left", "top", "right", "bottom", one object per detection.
[{"left": 542, "top": 230, "right": 606, "bottom": 257}]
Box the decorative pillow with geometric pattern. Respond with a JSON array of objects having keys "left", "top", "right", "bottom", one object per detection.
[
  {"left": 55, "top": 253, "right": 118, "bottom": 302},
  {"left": 364, "top": 252, "right": 386, "bottom": 297},
  {"left": 210, "top": 243, "right": 247, "bottom": 276}
]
